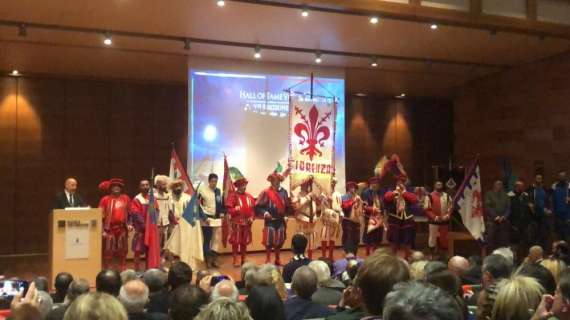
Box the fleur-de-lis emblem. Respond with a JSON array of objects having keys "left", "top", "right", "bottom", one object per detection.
[
  {"left": 294, "top": 105, "right": 332, "bottom": 160},
  {"left": 471, "top": 190, "right": 483, "bottom": 217}
]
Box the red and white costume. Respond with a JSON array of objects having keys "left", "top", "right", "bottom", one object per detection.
[
  {"left": 319, "top": 189, "right": 342, "bottom": 259},
  {"left": 129, "top": 193, "right": 149, "bottom": 270},
  {"left": 226, "top": 180, "right": 255, "bottom": 266},
  {"left": 98, "top": 178, "right": 130, "bottom": 271},
  {"left": 426, "top": 190, "right": 452, "bottom": 252},
  {"left": 293, "top": 185, "right": 318, "bottom": 259}
]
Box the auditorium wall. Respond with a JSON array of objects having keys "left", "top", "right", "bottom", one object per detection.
[
  {"left": 0, "top": 76, "right": 188, "bottom": 255},
  {"left": 346, "top": 96, "right": 454, "bottom": 185},
  {"left": 454, "top": 51, "right": 570, "bottom": 189}
]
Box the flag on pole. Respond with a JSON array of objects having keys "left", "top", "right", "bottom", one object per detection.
[
  {"left": 182, "top": 182, "right": 203, "bottom": 227},
  {"left": 220, "top": 155, "right": 234, "bottom": 248},
  {"left": 453, "top": 155, "right": 486, "bottom": 241},
  {"left": 169, "top": 147, "right": 194, "bottom": 195},
  {"left": 144, "top": 169, "right": 161, "bottom": 269}
]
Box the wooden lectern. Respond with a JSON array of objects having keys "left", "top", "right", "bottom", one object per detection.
[{"left": 49, "top": 209, "right": 102, "bottom": 288}]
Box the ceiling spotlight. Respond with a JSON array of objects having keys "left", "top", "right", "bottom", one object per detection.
[
  {"left": 216, "top": 0, "right": 225, "bottom": 7},
  {"left": 315, "top": 52, "right": 322, "bottom": 64},
  {"left": 184, "top": 38, "right": 191, "bottom": 50},
  {"left": 253, "top": 46, "right": 262, "bottom": 59},
  {"left": 103, "top": 32, "right": 112, "bottom": 46},
  {"left": 430, "top": 23, "right": 438, "bottom": 30},
  {"left": 10, "top": 70, "right": 20, "bottom": 76},
  {"left": 370, "top": 57, "right": 379, "bottom": 68},
  {"left": 18, "top": 24, "right": 27, "bottom": 37},
  {"left": 301, "top": 8, "right": 309, "bottom": 17},
  {"left": 370, "top": 16, "right": 379, "bottom": 24},
  {"left": 396, "top": 93, "right": 406, "bottom": 98}
]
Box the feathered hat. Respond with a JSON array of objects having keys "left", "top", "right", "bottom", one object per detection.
[
  {"left": 229, "top": 167, "right": 248, "bottom": 187},
  {"left": 267, "top": 162, "right": 290, "bottom": 183}
]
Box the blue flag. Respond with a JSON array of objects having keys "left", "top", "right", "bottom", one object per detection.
[{"left": 182, "top": 182, "right": 203, "bottom": 226}]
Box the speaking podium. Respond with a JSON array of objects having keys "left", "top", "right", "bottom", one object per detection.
[{"left": 49, "top": 208, "right": 102, "bottom": 288}]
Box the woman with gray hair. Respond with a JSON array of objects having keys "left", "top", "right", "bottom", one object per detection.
[
  {"left": 63, "top": 292, "right": 127, "bottom": 320},
  {"left": 383, "top": 281, "right": 463, "bottom": 320},
  {"left": 308, "top": 260, "right": 345, "bottom": 305},
  {"left": 195, "top": 298, "right": 252, "bottom": 320}
]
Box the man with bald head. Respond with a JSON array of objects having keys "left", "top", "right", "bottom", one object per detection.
[
  {"left": 211, "top": 280, "right": 239, "bottom": 302},
  {"left": 54, "top": 177, "right": 87, "bottom": 209},
  {"left": 448, "top": 255, "right": 470, "bottom": 284},
  {"left": 284, "top": 266, "right": 334, "bottom": 320}
]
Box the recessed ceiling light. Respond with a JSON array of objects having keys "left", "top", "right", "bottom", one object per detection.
[
  {"left": 18, "top": 24, "right": 27, "bottom": 37},
  {"left": 430, "top": 24, "right": 438, "bottom": 30},
  {"left": 103, "top": 32, "right": 112, "bottom": 46},
  {"left": 396, "top": 93, "right": 406, "bottom": 98},
  {"left": 315, "top": 52, "right": 322, "bottom": 64},
  {"left": 10, "top": 70, "right": 20, "bottom": 76},
  {"left": 370, "top": 16, "right": 379, "bottom": 24},
  {"left": 216, "top": 0, "right": 225, "bottom": 7},
  {"left": 253, "top": 46, "right": 262, "bottom": 59},
  {"left": 301, "top": 8, "right": 309, "bottom": 17},
  {"left": 370, "top": 57, "right": 379, "bottom": 68},
  {"left": 355, "top": 93, "right": 368, "bottom": 97}
]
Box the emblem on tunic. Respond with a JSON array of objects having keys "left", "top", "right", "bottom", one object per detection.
[
  {"left": 471, "top": 190, "right": 483, "bottom": 217},
  {"left": 294, "top": 105, "right": 332, "bottom": 160}
]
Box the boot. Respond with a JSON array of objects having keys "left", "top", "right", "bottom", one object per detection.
[
  {"left": 321, "top": 241, "right": 328, "bottom": 258},
  {"left": 328, "top": 241, "right": 335, "bottom": 260},
  {"left": 232, "top": 245, "right": 240, "bottom": 267},
  {"left": 307, "top": 249, "right": 313, "bottom": 260},
  {"left": 265, "top": 249, "right": 272, "bottom": 264},
  {"left": 240, "top": 245, "right": 247, "bottom": 266},
  {"left": 274, "top": 248, "right": 281, "bottom": 266},
  {"left": 211, "top": 253, "right": 220, "bottom": 268}
]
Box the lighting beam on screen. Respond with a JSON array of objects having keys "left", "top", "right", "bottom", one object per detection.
[{"left": 193, "top": 71, "right": 267, "bottom": 79}]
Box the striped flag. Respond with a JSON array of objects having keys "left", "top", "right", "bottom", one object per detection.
[
  {"left": 169, "top": 147, "right": 194, "bottom": 195},
  {"left": 144, "top": 169, "right": 161, "bottom": 269},
  {"left": 182, "top": 182, "right": 203, "bottom": 226},
  {"left": 453, "top": 155, "right": 486, "bottom": 241}
]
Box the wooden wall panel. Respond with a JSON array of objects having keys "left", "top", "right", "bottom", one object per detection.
[{"left": 0, "top": 75, "right": 187, "bottom": 255}]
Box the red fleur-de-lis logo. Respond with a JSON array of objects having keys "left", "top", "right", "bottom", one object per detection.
[
  {"left": 471, "top": 190, "right": 483, "bottom": 217},
  {"left": 294, "top": 105, "right": 332, "bottom": 160}
]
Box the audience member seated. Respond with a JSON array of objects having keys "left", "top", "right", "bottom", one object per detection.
[
  {"left": 168, "top": 261, "right": 193, "bottom": 291},
  {"left": 121, "top": 269, "right": 138, "bottom": 284},
  {"left": 464, "top": 255, "right": 483, "bottom": 285},
  {"left": 284, "top": 266, "right": 335, "bottom": 320},
  {"left": 32, "top": 277, "right": 49, "bottom": 293},
  {"left": 283, "top": 235, "right": 311, "bottom": 283},
  {"left": 35, "top": 290, "right": 54, "bottom": 320},
  {"left": 493, "top": 247, "right": 515, "bottom": 268},
  {"left": 516, "top": 263, "right": 556, "bottom": 295},
  {"left": 351, "top": 251, "right": 410, "bottom": 320},
  {"left": 425, "top": 269, "right": 468, "bottom": 319},
  {"left": 195, "top": 298, "right": 251, "bottom": 320},
  {"left": 63, "top": 292, "right": 128, "bottom": 320},
  {"left": 448, "top": 255, "right": 470, "bottom": 284},
  {"left": 424, "top": 260, "right": 448, "bottom": 275},
  {"left": 211, "top": 280, "right": 239, "bottom": 302},
  {"left": 409, "top": 250, "right": 425, "bottom": 264},
  {"left": 169, "top": 284, "right": 208, "bottom": 320},
  {"left": 541, "top": 258, "right": 567, "bottom": 284},
  {"left": 51, "top": 272, "right": 73, "bottom": 304},
  {"left": 333, "top": 243, "right": 363, "bottom": 280},
  {"left": 476, "top": 254, "right": 513, "bottom": 320},
  {"left": 308, "top": 260, "right": 345, "bottom": 306},
  {"left": 195, "top": 270, "right": 211, "bottom": 287},
  {"left": 551, "top": 240, "right": 570, "bottom": 266},
  {"left": 259, "top": 264, "right": 288, "bottom": 300},
  {"left": 118, "top": 279, "right": 166, "bottom": 320},
  {"left": 236, "top": 262, "right": 256, "bottom": 295},
  {"left": 525, "top": 245, "right": 544, "bottom": 264},
  {"left": 46, "top": 279, "right": 90, "bottom": 320},
  {"left": 96, "top": 269, "right": 122, "bottom": 296},
  {"left": 492, "top": 276, "right": 544, "bottom": 320},
  {"left": 244, "top": 266, "right": 272, "bottom": 293},
  {"left": 409, "top": 260, "right": 428, "bottom": 280},
  {"left": 142, "top": 269, "right": 169, "bottom": 314},
  {"left": 532, "top": 269, "right": 570, "bottom": 320},
  {"left": 383, "top": 281, "right": 463, "bottom": 320},
  {"left": 246, "top": 285, "right": 285, "bottom": 320}
]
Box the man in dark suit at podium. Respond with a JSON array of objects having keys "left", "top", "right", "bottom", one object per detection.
[{"left": 54, "top": 177, "right": 87, "bottom": 209}]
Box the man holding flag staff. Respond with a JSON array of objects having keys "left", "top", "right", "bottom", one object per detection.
[
  {"left": 198, "top": 173, "right": 225, "bottom": 268},
  {"left": 225, "top": 168, "right": 255, "bottom": 267}
]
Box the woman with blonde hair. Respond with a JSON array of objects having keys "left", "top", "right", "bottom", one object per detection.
[
  {"left": 541, "top": 258, "right": 567, "bottom": 284},
  {"left": 63, "top": 292, "right": 127, "bottom": 320},
  {"left": 491, "top": 276, "right": 544, "bottom": 320},
  {"left": 259, "top": 264, "right": 288, "bottom": 300},
  {"left": 195, "top": 298, "right": 252, "bottom": 320}
]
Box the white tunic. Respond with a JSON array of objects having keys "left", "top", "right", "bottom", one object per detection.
[{"left": 155, "top": 190, "right": 171, "bottom": 226}]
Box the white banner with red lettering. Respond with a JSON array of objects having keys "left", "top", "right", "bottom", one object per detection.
[{"left": 288, "top": 95, "right": 336, "bottom": 195}]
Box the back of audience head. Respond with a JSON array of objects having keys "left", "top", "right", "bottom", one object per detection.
[
  {"left": 527, "top": 245, "right": 544, "bottom": 263},
  {"left": 143, "top": 268, "right": 167, "bottom": 292},
  {"left": 120, "top": 269, "right": 138, "bottom": 284},
  {"left": 96, "top": 269, "right": 121, "bottom": 296},
  {"left": 308, "top": 260, "right": 331, "bottom": 284},
  {"left": 196, "top": 269, "right": 212, "bottom": 287},
  {"left": 482, "top": 254, "right": 512, "bottom": 287},
  {"left": 32, "top": 277, "right": 49, "bottom": 292},
  {"left": 516, "top": 263, "right": 556, "bottom": 295},
  {"left": 291, "top": 234, "right": 308, "bottom": 255},
  {"left": 195, "top": 298, "right": 251, "bottom": 320},
  {"left": 492, "top": 276, "right": 544, "bottom": 320},
  {"left": 492, "top": 247, "right": 515, "bottom": 268},
  {"left": 246, "top": 285, "right": 285, "bottom": 320},
  {"left": 424, "top": 261, "right": 447, "bottom": 275},
  {"left": 551, "top": 269, "right": 570, "bottom": 318},
  {"left": 258, "top": 264, "right": 288, "bottom": 300},
  {"left": 552, "top": 240, "right": 570, "bottom": 265},
  {"left": 168, "top": 261, "right": 193, "bottom": 290},
  {"left": 448, "top": 256, "right": 470, "bottom": 277},
  {"left": 426, "top": 269, "right": 461, "bottom": 297},
  {"left": 409, "top": 260, "right": 428, "bottom": 280},
  {"left": 54, "top": 272, "right": 74, "bottom": 301},
  {"left": 292, "top": 266, "right": 318, "bottom": 299},
  {"left": 409, "top": 251, "right": 425, "bottom": 264},
  {"left": 118, "top": 279, "right": 149, "bottom": 314},
  {"left": 63, "top": 292, "right": 127, "bottom": 320},
  {"left": 36, "top": 290, "right": 53, "bottom": 319},
  {"left": 318, "top": 257, "right": 335, "bottom": 277},
  {"left": 240, "top": 261, "right": 257, "bottom": 281},
  {"left": 66, "top": 279, "right": 90, "bottom": 303},
  {"left": 211, "top": 280, "right": 239, "bottom": 302},
  {"left": 355, "top": 251, "right": 410, "bottom": 316},
  {"left": 383, "top": 281, "right": 463, "bottom": 320},
  {"left": 541, "top": 258, "right": 567, "bottom": 284},
  {"left": 169, "top": 284, "right": 209, "bottom": 320}
]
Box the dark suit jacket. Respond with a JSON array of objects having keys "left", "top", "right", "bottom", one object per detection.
[
  {"left": 54, "top": 191, "right": 86, "bottom": 209},
  {"left": 284, "top": 296, "right": 335, "bottom": 320}
]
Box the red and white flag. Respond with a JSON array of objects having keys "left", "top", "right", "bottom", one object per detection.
[
  {"left": 169, "top": 148, "right": 194, "bottom": 195},
  {"left": 454, "top": 155, "right": 485, "bottom": 241}
]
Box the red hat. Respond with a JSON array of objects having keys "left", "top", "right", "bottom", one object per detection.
[
  {"left": 109, "top": 178, "right": 125, "bottom": 187},
  {"left": 234, "top": 178, "right": 249, "bottom": 187},
  {"left": 346, "top": 181, "right": 357, "bottom": 190},
  {"left": 98, "top": 181, "right": 111, "bottom": 193},
  {"left": 368, "top": 176, "right": 381, "bottom": 185},
  {"left": 267, "top": 172, "right": 285, "bottom": 183}
]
